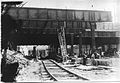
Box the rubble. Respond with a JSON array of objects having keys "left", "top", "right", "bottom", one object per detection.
[{"left": 5, "top": 49, "right": 28, "bottom": 68}]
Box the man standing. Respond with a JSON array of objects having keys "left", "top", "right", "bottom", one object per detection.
[
  {"left": 32, "top": 46, "right": 37, "bottom": 61},
  {"left": 83, "top": 52, "right": 88, "bottom": 65},
  {"left": 74, "top": 53, "right": 78, "bottom": 66}
]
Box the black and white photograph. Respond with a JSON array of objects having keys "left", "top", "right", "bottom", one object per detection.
[{"left": 1, "top": 0, "right": 120, "bottom": 82}]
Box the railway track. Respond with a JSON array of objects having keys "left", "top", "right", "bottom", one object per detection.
[
  {"left": 39, "top": 61, "right": 56, "bottom": 82},
  {"left": 41, "top": 59, "right": 89, "bottom": 81}
]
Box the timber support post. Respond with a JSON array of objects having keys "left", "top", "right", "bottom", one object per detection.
[
  {"left": 79, "top": 31, "right": 82, "bottom": 57},
  {"left": 91, "top": 22, "right": 96, "bottom": 53},
  {"left": 70, "top": 33, "right": 74, "bottom": 56}
]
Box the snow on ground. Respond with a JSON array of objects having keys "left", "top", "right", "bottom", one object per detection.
[
  {"left": 16, "top": 58, "right": 120, "bottom": 82},
  {"left": 63, "top": 58, "right": 120, "bottom": 81},
  {"left": 16, "top": 60, "right": 42, "bottom": 82}
]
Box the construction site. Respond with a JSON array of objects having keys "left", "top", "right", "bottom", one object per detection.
[{"left": 1, "top": 0, "right": 120, "bottom": 82}]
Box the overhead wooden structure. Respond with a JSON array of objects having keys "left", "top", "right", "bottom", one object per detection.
[
  {"left": 7, "top": 7, "right": 119, "bottom": 57},
  {"left": 8, "top": 7, "right": 112, "bottom": 34},
  {"left": 8, "top": 7, "right": 112, "bottom": 22}
]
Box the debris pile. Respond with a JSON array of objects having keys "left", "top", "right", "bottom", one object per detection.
[{"left": 5, "top": 49, "right": 28, "bottom": 68}]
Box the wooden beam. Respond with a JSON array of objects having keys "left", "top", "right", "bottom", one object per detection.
[
  {"left": 91, "top": 22, "right": 96, "bottom": 52},
  {"left": 79, "top": 31, "right": 82, "bottom": 57},
  {"left": 19, "top": 18, "right": 111, "bottom": 22},
  {"left": 70, "top": 33, "right": 74, "bottom": 56}
]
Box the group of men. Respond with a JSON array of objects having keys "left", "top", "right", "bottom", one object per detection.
[{"left": 67, "top": 49, "right": 105, "bottom": 66}]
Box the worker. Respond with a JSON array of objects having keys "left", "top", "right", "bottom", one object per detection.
[
  {"left": 74, "top": 53, "right": 78, "bottom": 66},
  {"left": 101, "top": 51, "right": 105, "bottom": 58},
  {"left": 32, "top": 46, "right": 37, "bottom": 61},
  {"left": 83, "top": 52, "right": 87, "bottom": 65},
  {"left": 91, "top": 51, "right": 96, "bottom": 65}
]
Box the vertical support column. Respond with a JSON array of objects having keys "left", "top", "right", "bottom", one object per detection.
[
  {"left": 108, "top": 44, "right": 111, "bottom": 49},
  {"left": 54, "top": 43, "right": 59, "bottom": 56},
  {"left": 49, "top": 44, "right": 52, "bottom": 58},
  {"left": 91, "top": 22, "right": 96, "bottom": 53},
  {"left": 64, "top": 21, "right": 67, "bottom": 53},
  {"left": 102, "top": 45, "right": 105, "bottom": 52},
  {"left": 79, "top": 22, "right": 83, "bottom": 57},
  {"left": 71, "top": 33, "right": 74, "bottom": 56},
  {"left": 50, "top": 44, "right": 55, "bottom": 59},
  {"left": 79, "top": 31, "right": 82, "bottom": 57},
  {"left": 116, "top": 44, "right": 119, "bottom": 51}
]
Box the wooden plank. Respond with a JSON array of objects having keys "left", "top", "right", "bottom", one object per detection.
[
  {"left": 22, "top": 20, "right": 29, "bottom": 27},
  {"left": 18, "top": 8, "right": 28, "bottom": 19},
  {"left": 95, "top": 12, "right": 100, "bottom": 21},
  {"left": 38, "top": 9, "right": 48, "bottom": 19},
  {"left": 8, "top": 8, "right": 18, "bottom": 19},
  {"left": 52, "top": 21, "right": 58, "bottom": 28},
  {"left": 75, "top": 11, "right": 84, "bottom": 20},
  {"left": 29, "top": 20, "right": 37, "bottom": 28},
  {"left": 100, "top": 12, "right": 109, "bottom": 22},
  {"left": 84, "top": 11, "right": 89, "bottom": 21},
  {"left": 107, "top": 12, "right": 112, "bottom": 21},
  {"left": 48, "top": 10, "right": 56, "bottom": 20},
  {"left": 67, "top": 22, "right": 72, "bottom": 28},
  {"left": 73, "top": 22, "right": 78, "bottom": 28},
  {"left": 67, "top": 10, "right": 74, "bottom": 20},
  {"left": 57, "top": 10, "right": 66, "bottom": 20},
  {"left": 28, "top": 9, "right": 38, "bottom": 19},
  {"left": 89, "top": 11, "right": 95, "bottom": 21}
]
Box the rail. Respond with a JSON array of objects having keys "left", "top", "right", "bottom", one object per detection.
[
  {"left": 50, "top": 59, "right": 89, "bottom": 80},
  {"left": 41, "top": 60, "right": 58, "bottom": 81}
]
